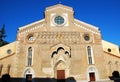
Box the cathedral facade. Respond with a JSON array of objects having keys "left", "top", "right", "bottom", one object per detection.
[{"left": 0, "top": 4, "right": 119, "bottom": 82}]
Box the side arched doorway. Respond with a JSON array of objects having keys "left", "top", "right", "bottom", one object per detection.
[
  {"left": 22, "top": 68, "right": 35, "bottom": 82},
  {"left": 87, "top": 66, "right": 99, "bottom": 81}
]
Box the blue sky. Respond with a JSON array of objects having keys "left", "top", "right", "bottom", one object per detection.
[{"left": 0, "top": 0, "right": 120, "bottom": 45}]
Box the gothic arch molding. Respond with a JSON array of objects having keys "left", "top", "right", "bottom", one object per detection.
[
  {"left": 50, "top": 43, "right": 71, "bottom": 79},
  {"left": 54, "top": 60, "right": 66, "bottom": 70},
  {"left": 50, "top": 43, "right": 70, "bottom": 54},
  {"left": 87, "top": 66, "right": 99, "bottom": 81},
  {"left": 50, "top": 43, "right": 71, "bottom": 58},
  {"left": 23, "top": 67, "right": 35, "bottom": 78}
]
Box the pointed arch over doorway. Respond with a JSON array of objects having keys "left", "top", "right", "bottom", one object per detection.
[
  {"left": 87, "top": 66, "right": 99, "bottom": 81},
  {"left": 55, "top": 60, "right": 66, "bottom": 70},
  {"left": 23, "top": 68, "right": 35, "bottom": 82},
  {"left": 54, "top": 60, "right": 66, "bottom": 82},
  {"left": 50, "top": 43, "right": 71, "bottom": 81}
]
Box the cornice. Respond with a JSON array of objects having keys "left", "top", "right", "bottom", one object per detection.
[
  {"left": 104, "top": 51, "right": 120, "bottom": 58},
  {"left": 74, "top": 19, "right": 100, "bottom": 35},
  {"left": 19, "top": 19, "right": 45, "bottom": 30},
  {"left": 0, "top": 53, "right": 15, "bottom": 60},
  {"left": 46, "top": 4, "right": 73, "bottom": 12},
  {"left": 19, "top": 19, "right": 45, "bottom": 35}
]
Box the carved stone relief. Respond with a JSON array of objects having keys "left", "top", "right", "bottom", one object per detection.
[{"left": 37, "top": 32, "right": 81, "bottom": 44}]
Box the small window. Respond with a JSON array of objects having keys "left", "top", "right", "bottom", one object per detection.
[
  {"left": 108, "top": 48, "right": 111, "bottom": 52},
  {"left": 7, "top": 49, "right": 12, "bottom": 54},
  {"left": 28, "top": 35, "right": 34, "bottom": 42},
  {"left": 84, "top": 35, "right": 90, "bottom": 41},
  {"left": 27, "top": 34, "right": 35, "bottom": 43}
]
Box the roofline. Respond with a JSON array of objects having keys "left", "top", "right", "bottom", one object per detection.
[
  {"left": 19, "top": 19, "right": 45, "bottom": 30},
  {"left": 0, "top": 52, "right": 15, "bottom": 60},
  {"left": 104, "top": 51, "right": 120, "bottom": 58},
  {"left": 46, "top": 4, "right": 73, "bottom": 12},
  {"left": 74, "top": 19, "right": 99, "bottom": 30}
]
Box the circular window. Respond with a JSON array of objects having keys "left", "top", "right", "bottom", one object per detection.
[
  {"left": 54, "top": 16, "right": 65, "bottom": 25},
  {"left": 84, "top": 35, "right": 90, "bottom": 41},
  {"left": 28, "top": 35, "right": 35, "bottom": 42},
  {"left": 7, "top": 49, "right": 12, "bottom": 54},
  {"left": 108, "top": 48, "right": 111, "bottom": 52},
  {"left": 28, "top": 35, "right": 34, "bottom": 42}
]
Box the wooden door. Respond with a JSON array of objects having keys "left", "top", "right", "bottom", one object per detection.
[
  {"left": 26, "top": 74, "right": 32, "bottom": 82},
  {"left": 89, "top": 72, "right": 95, "bottom": 81},
  {"left": 57, "top": 70, "right": 65, "bottom": 82}
]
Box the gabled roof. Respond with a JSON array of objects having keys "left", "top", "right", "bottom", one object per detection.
[
  {"left": 104, "top": 51, "right": 120, "bottom": 58},
  {"left": 74, "top": 19, "right": 99, "bottom": 30},
  {"left": 102, "top": 40, "right": 120, "bottom": 56},
  {"left": 19, "top": 19, "right": 45, "bottom": 30},
  {"left": 18, "top": 4, "right": 100, "bottom": 35},
  {"left": 74, "top": 19, "right": 100, "bottom": 35},
  {"left": 45, "top": 4, "right": 73, "bottom": 12}
]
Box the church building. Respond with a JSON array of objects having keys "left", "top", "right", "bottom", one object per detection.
[{"left": 0, "top": 4, "right": 120, "bottom": 82}]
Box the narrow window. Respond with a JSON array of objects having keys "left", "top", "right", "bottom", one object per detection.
[
  {"left": 87, "top": 46, "right": 94, "bottom": 64},
  {"left": 7, "top": 64, "right": 11, "bottom": 74},
  {"left": 27, "top": 47, "right": 32, "bottom": 66},
  {"left": 0, "top": 64, "right": 3, "bottom": 76}
]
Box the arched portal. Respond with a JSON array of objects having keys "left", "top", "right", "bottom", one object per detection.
[
  {"left": 55, "top": 60, "right": 66, "bottom": 82},
  {"left": 87, "top": 66, "right": 99, "bottom": 81},
  {"left": 50, "top": 44, "right": 71, "bottom": 81},
  {"left": 22, "top": 68, "right": 35, "bottom": 82}
]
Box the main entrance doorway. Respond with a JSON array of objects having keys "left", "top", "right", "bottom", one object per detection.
[
  {"left": 89, "top": 72, "right": 95, "bottom": 81},
  {"left": 57, "top": 70, "right": 65, "bottom": 82},
  {"left": 26, "top": 74, "right": 32, "bottom": 82}
]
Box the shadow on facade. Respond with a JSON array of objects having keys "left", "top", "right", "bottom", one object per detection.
[{"left": 0, "top": 74, "right": 76, "bottom": 82}]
